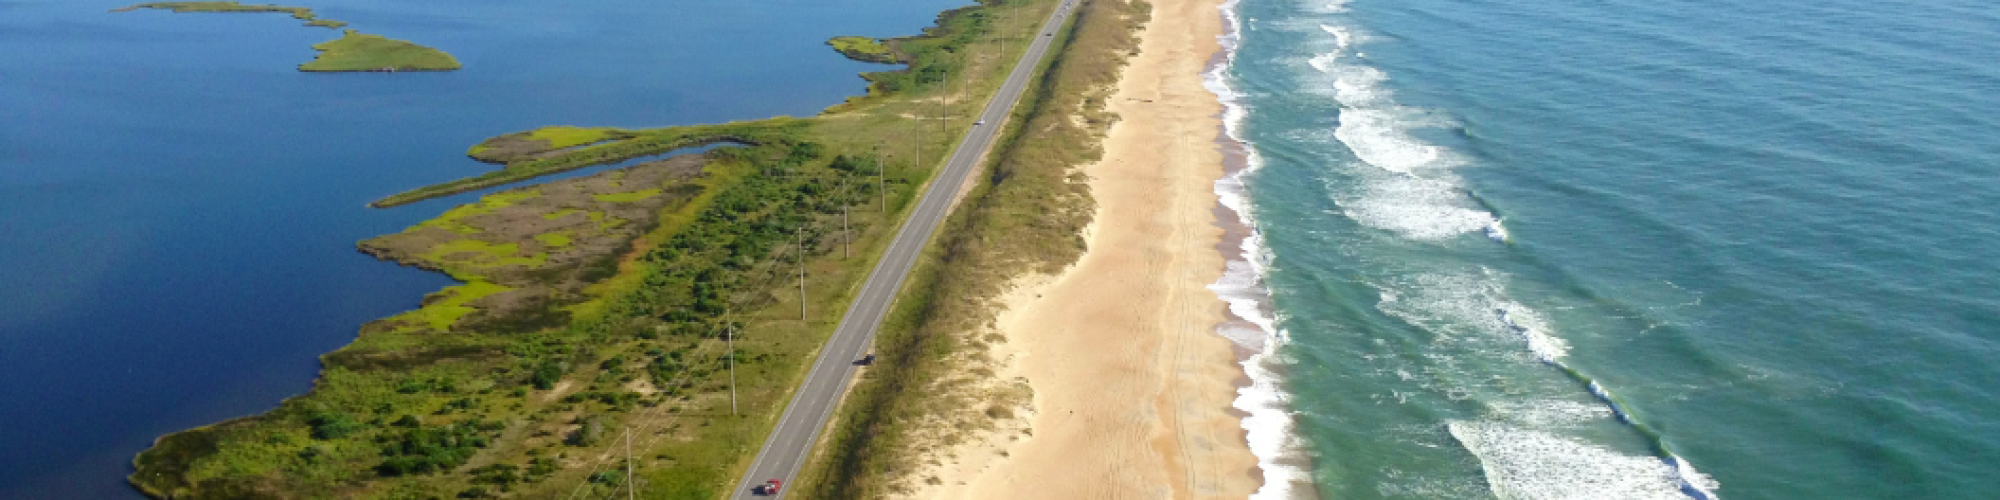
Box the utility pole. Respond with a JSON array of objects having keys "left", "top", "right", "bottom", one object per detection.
[
  {"left": 624, "top": 427, "right": 635, "bottom": 500},
  {"left": 876, "top": 145, "right": 887, "bottom": 213},
  {"left": 726, "top": 323, "right": 737, "bottom": 416},
  {"left": 798, "top": 225, "right": 807, "bottom": 321},
  {"left": 843, "top": 205, "right": 851, "bottom": 259}
]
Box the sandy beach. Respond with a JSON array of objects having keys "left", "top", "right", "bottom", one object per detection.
[{"left": 909, "top": 0, "right": 1257, "bottom": 497}]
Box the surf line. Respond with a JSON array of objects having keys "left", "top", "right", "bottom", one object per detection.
[{"left": 1496, "top": 307, "right": 1721, "bottom": 499}]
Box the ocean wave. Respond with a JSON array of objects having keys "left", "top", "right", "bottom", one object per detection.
[
  {"left": 1209, "top": 0, "right": 1312, "bottom": 498},
  {"left": 1448, "top": 421, "right": 1695, "bottom": 500},
  {"left": 1302, "top": 23, "right": 1508, "bottom": 243}
]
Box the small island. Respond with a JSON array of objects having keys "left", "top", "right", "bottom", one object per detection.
[
  {"left": 111, "top": 2, "right": 346, "bottom": 28},
  {"left": 302, "top": 30, "right": 461, "bottom": 72},
  {"left": 112, "top": 2, "right": 458, "bottom": 73}
]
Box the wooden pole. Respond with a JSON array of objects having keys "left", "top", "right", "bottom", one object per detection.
[
  {"left": 624, "top": 427, "right": 635, "bottom": 500},
  {"left": 798, "top": 226, "right": 807, "bottom": 321},
  {"left": 727, "top": 324, "right": 736, "bottom": 416}
]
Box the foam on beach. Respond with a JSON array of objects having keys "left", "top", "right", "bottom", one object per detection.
[{"left": 1208, "top": 0, "right": 1314, "bottom": 497}]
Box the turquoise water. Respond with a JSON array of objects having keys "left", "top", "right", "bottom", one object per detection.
[
  {"left": 1219, "top": 0, "right": 2000, "bottom": 498},
  {"left": 0, "top": 0, "right": 964, "bottom": 497}
]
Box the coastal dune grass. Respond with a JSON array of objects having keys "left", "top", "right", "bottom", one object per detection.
[{"left": 800, "top": 0, "right": 1152, "bottom": 496}]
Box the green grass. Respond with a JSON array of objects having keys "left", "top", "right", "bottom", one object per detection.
[
  {"left": 112, "top": 2, "right": 344, "bottom": 29},
  {"left": 372, "top": 120, "right": 800, "bottom": 208},
  {"left": 529, "top": 126, "right": 625, "bottom": 149},
  {"left": 300, "top": 30, "right": 461, "bottom": 72},
  {"left": 393, "top": 282, "right": 512, "bottom": 332},
  {"left": 829, "top": 36, "right": 896, "bottom": 64},
  {"left": 421, "top": 239, "right": 546, "bottom": 270},
  {"left": 801, "top": 0, "right": 1150, "bottom": 496},
  {"left": 588, "top": 188, "right": 660, "bottom": 203},
  {"left": 415, "top": 189, "right": 540, "bottom": 235},
  {"left": 128, "top": 0, "right": 1092, "bottom": 498},
  {"left": 114, "top": 3, "right": 460, "bottom": 72},
  {"left": 532, "top": 232, "right": 574, "bottom": 248}
]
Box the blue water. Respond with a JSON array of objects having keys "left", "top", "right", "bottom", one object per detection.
[
  {"left": 1220, "top": 0, "right": 2000, "bottom": 498},
  {"left": 0, "top": 0, "right": 964, "bottom": 497}
]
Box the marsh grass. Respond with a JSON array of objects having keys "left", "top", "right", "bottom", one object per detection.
[
  {"left": 112, "top": 1, "right": 345, "bottom": 29},
  {"left": 299, "top": 30, "right": 462, "bottom": 72},
  {"left": 128, "top": 0, "right": 1104, "bottom": 497}
]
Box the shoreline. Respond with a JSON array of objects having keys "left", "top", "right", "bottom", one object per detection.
[
  {"left": 910, "top": 0, "right": 1263, "bottom": 497},
  {"left": 1206, "top": 0, "right": 1314, "bottom": 496}
]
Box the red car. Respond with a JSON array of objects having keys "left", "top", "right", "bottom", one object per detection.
[{"left": 753, "top": 479, "right": 782, "bottom": 495}]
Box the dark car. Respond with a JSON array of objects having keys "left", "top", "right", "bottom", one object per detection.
[{"left": 855, "top": 354, "right": 876, "bottom": 366}]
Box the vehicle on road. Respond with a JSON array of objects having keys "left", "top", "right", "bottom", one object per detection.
[
  {"left": 975, "top": 119, "right": 986, "bottom": 126},
  {"left": 856, "top": 354, "right": 876, "bottom": 365},
  {"left": 753, "top": 480, "right": 782, "bottom": 495}
]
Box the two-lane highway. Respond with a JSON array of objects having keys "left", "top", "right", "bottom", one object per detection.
[{"left": 729, "top": 1, "right": 1080, "bottom": 498}]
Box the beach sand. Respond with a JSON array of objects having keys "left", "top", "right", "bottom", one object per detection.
[{"left": 910, "top": 0, "right": 1257, "bottom": 497}]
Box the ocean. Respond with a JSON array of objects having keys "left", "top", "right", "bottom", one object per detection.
[
  {"left": 0, "top": 0, "right": 966, "bottom": 497},
  {"left": 1215, "top": 0, "right": 2000, "bottom": 498}
]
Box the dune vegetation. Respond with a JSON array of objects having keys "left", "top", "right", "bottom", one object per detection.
[{"left": 800, "top": 0, "right": 1151, "bottom": 496}]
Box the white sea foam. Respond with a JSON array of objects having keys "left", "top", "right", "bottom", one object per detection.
[
  {"left": 1370, "top": 272, "right": 1570, "bottom": 361},
  {"left": 1223, "top": 5, "right": 1720, "bottom": 499},
  {"left": 1448, "top": 421, "right": 1694, "bottom": 500},
  {"left": 1303, "top": 23, "right": 1506, "bottom": 244},
  {"left": 1209, "top": 1, "right": 1311, "bottom": 498},
  {"left": 1487, "top": 399, "right": 1616, "bottom": 428},
  {"left": 1341, "top": 174, "right": 1500, "bottom": 241}
]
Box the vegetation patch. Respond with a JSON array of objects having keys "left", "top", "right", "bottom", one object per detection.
[
  {"left": 591, "top": 188, "right": 661, "bottom": 203},
  {"left": 113, "top": 3, "right": 462, "bottom": 73},
  {"left": 803, "top": 0, "right": 1152, "bottom": 496},
  {"left": 130, "top": 0, "right": 1079, "bottom": 497},
  {"left": 829, "top": 36, "right": 899, "bottom": 64},
  {"left": 373, "top": 121, "right": 791, "bottom": 208},
  {"left": 300, "top": 30, "right": 461, "bottom": 72},
  {"left": 112, "top": 2, "right": 346, "bottom": 29},
  {"left": 532, "top": 232, "right": 573, "bottom": 248},
  {"left": 468, "top": 126, "right": 634, "bottom": 163}
]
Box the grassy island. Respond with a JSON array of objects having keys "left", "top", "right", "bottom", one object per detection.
[
  {"left": 300, "top": 30, "right": 462, "bottom": 72},
  {"left": 112, "top": 2, "right": 346, "bottom": 29},
  {"left": 112, "top": 2, "right": 461, "bottom": 73},
  {"left": 129, "top": 0, "right": 1124, "bottom": 498}
]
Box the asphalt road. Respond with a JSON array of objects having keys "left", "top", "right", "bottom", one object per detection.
[{"left": 728, "top": 2, "right": 1080, "bottom": 498}]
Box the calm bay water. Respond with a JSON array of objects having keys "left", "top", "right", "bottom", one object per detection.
[
  {"left": 1223, "top": 0, "right": 2000, "bottom": 498},
  {"left": 0, "top": 0, "right": 965, "bottom": 497}
]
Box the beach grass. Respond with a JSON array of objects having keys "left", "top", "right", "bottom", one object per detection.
[
  {"left": 299, "top": 30, "right": 462, "bottom": 72},
  {"left": 801, "top": 0, "right": 1151, "bottom": 496}
]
